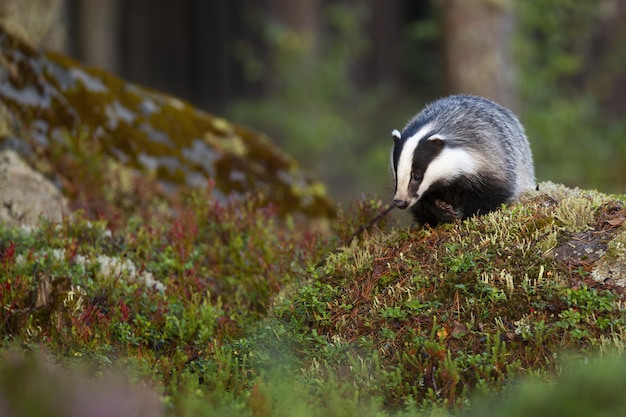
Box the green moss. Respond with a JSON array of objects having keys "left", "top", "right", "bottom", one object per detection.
[{"left": 606, "top": 231, "right": 626, "bottom": 259}]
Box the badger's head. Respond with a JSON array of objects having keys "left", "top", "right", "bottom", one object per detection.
[{"left": 391, "top": 123, "right": 479, "bottom": 210}]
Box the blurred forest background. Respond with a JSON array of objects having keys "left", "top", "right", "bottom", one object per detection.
[{"left": 2, "top": 0, "right": 626, "bottom": 203}]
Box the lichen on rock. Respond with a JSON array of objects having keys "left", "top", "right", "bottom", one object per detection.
[{"left": 0, "top": 24, "right": 335, "bottom": 219}]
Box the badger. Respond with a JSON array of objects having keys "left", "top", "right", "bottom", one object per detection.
[{"left": 390, "top": 95, "right": 535, "bottom": 226}]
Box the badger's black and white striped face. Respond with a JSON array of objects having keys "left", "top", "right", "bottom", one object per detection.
[{"left": 391, "top": 123, "right": 478, "bottom": 210}]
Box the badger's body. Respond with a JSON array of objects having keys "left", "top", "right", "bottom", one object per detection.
[{"left": 391, "top": 95, "right": 535, "bottom": 226}]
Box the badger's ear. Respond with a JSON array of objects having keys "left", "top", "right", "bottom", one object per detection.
[
  {"left": 391, "top": 129, "right": 401, "bottom": 141},
  {"left": 427, "top": 134, "right": 445, "bottom": 150},
  {"left": 427, "top": 134, "right": 445, "bottom": 142}
]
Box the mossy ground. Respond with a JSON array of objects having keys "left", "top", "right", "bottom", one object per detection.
[{"left": 1, "top": 152, "right": 626, "bottom": 416}]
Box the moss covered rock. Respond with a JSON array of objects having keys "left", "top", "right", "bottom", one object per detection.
[{"left": 0, "top": 24, "right": 334, "bottom": 219}]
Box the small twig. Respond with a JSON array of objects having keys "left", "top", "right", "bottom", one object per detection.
[{"left": 342, "top": 203, "right": 395, "bottom": 247}]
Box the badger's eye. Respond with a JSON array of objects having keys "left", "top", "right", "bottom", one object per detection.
[{"left": 412, "top": 173, "right": 423, "bottom": 181}]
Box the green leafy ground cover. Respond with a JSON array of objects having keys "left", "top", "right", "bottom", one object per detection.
[{"left": 2, "top": 150, "right": 626, "bottom": 417}]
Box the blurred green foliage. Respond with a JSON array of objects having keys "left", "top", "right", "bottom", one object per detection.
[
  {"left": 228, "top": 4, "right": 398, "bottom": 202},
  {"left": 517, "top": 0, "right": 626, "bottom": 193},
  {"left": 462, "top": 354, "right": 626, "bottom": 417},
  {"left": 229, "top": 1, "right": 626, "bottom": 202}
]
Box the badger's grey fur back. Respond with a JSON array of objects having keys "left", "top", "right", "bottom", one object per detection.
[{"left": 391, "top": 95, "right": 535, "bottom": 226}]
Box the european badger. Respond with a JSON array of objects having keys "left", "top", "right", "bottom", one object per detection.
[{"left": 391, "top": 95, "right": 535, "bottom": 226}]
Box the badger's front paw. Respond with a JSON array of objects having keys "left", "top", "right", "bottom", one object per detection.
[{"left": 434, "top": 199, "right": 463, "bottom": 222}]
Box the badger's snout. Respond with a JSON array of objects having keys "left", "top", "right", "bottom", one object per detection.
[{"left": 393, "top": 199, "right": 410, "bottom": 210}]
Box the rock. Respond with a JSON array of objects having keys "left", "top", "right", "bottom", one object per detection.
[
  {"left": 591, "top": 230, "right": 626, "bottom": 287},
  {"left": 0, "top": 24, "right": 335, "bottom": 219},
  {"left": 544, "top": 190, "right": 626, "bottom": 287},
  {"left": 0, "top": 149, "right": 67, "bottom": 227}
]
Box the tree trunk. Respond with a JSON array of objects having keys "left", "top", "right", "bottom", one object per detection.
[
  {"left": 441, "top": 0, "right": 517, "bottom": 110},
  {"left": 76, "top": 0, "right": 122, "bottom": 74},
  {"left": 120, "top": 0, "right": 191, "bottom": 99},
  {"left": 356, "top": 0, "right": 402, "bottom": 87}
]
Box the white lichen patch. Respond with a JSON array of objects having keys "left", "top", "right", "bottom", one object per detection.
[
  {"left": 13, "top": 245, "right": 164, "bottom": 291},
  {"left": 15, "top": 247, "right": 66, "bottom": 265},
  {"left": 74, "top": 254, "right": 165, "bottom": 292},
  {"left": 527, "top": 181, "right": 608, "bottom": 204},
  {"left": 180, "top": 138, "right": 219, "bottom": 173},
  {"left": 68, "top": 67, "right": 107, "bottom": 92}
]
